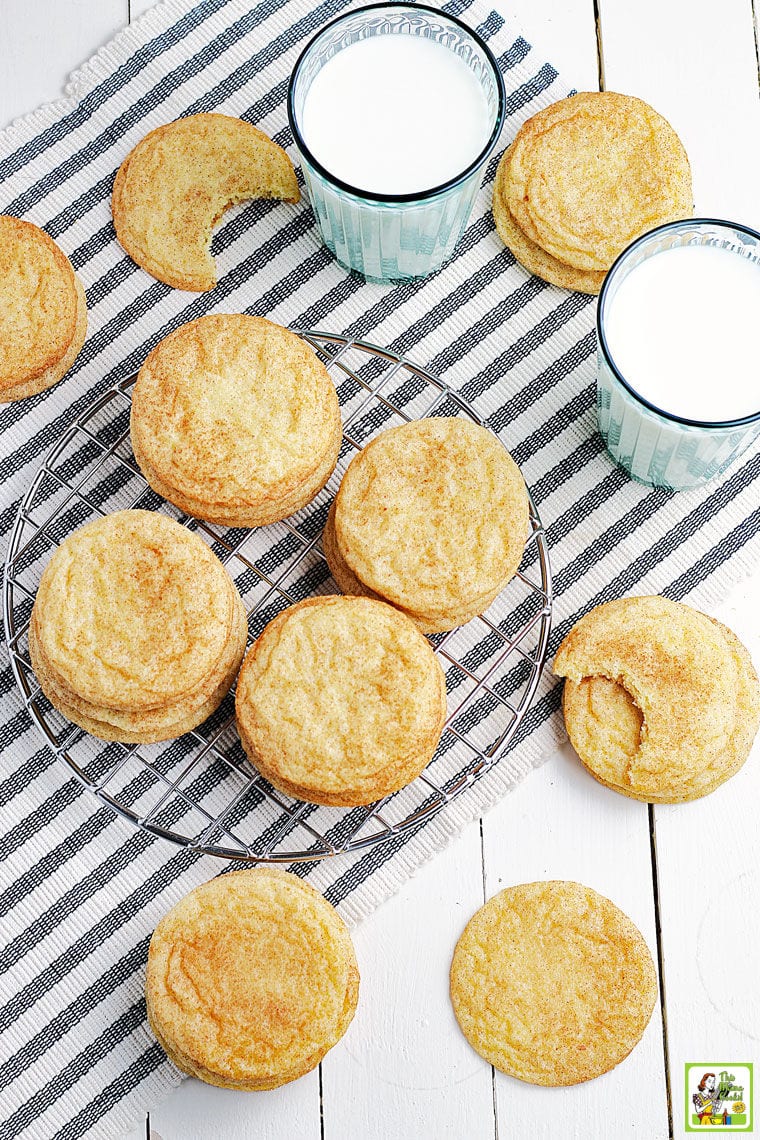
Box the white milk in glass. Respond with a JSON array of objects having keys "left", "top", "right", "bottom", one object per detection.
[
  {"left": 300, "top": 34, "right": 492, "bottom": 196},
  {"left": 603, "top": 243, "right": 760, "bottom": 423}
]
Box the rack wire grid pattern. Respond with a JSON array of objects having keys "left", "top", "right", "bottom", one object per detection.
[{"left": 4, "top": 331, "right": 553, "bottom": 863}]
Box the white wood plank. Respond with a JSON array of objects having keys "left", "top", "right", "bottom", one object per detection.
[
  {"left": 504, "top": 0, "right": 599, "bottom": 90},
  {"left": 322, "top": 819, "right": 495, "bottom": 1139},
  {"left": 148, "top": 1067, "right": 321, "bottom": 1140},
  {"left": 0, "top": 0, "right": 128, "bottom": 130},
  {"left": 599, "top": 0, "right": 760, "bottom": 228},
  {"left": 480, "top": 748, "right": 670, "bottom": 1138},
  {"left": 652, "top": 575, "right": 760, "bottom": 1139},
  {"left": 129, "top": 0, "right": 159, "bottom": 21},
  {"left": 149, "top": 825, "right": 489, "bottom": 1140}
]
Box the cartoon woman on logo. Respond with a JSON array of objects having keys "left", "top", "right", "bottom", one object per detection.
[{"left": 693, "top": 1073, "right": 722, "bottom": 1125}]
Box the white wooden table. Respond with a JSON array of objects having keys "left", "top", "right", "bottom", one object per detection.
[{"left": 2, "top": 2, "right": 759, "bottom": 1138}]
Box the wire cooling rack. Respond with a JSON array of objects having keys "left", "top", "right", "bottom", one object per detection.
[{"left": 4, "top": 331, "right": 552, "bottom": 863}]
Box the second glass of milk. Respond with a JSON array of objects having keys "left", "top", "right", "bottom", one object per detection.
[
  {"left": 287, "top": 4, "right": 505, "bottom": 282},
  {"left": 597, "top": 219, "right": 760, "bottom": 490}
]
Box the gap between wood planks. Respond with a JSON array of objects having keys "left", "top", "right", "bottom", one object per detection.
[
  {"left": 480, "top": 819, "right": 499, "bottom": 1140},
  {"left": 649, "top": 805, "right": 674, "bottom": 1139},
  {"left": 752, "top": 0, "right": 760, "bottom": 88},
  {"left": 592, "top": 0, "right": 606, "bottom": 91}
]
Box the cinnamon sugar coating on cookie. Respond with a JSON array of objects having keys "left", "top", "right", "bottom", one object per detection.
[
  {"left": 112, "top": 113, "right": 299, "bottom": 291},
  {"left": 555, "top": 596, "right": 760, "bottom": 801},
  {"left": 450, "top": 881, "right": 657, "bottom": 1085},
  {"left": 147, "top": 869, "right": 359, "bottom": 1089}
]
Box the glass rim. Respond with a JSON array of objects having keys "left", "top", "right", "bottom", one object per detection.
[
  {"left": 597, "top": 217, "right": 760, "bottom": 430},
  {"left": 286, "top": 1, "right": 507, "bottom": 205}
]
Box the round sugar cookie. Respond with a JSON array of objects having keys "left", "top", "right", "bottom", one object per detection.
[
  {"left": 29, "top": 589, "right": 246, "bottom": 743},
  {"left": 332, "top": 418, "right": 529, "bottom": 625},
  {"left": 0, "top": 216, "right": 88, "bottom": 402},
  {"left": 32, "top": 510, "right": 242, "bottom": 717},
  {"left": 555, "top": 596, "right": 760, "bottom": 802},
  {"left": 146, "top": 869, "right": 359, "bottom": 1090},
  {"left": 323, "top": 500, "right": 489, "bottom": 633},
  {"left": 492, "top": 148, "right": 605, "bottom": 294},
  {"left": 450, "top": 881, "right": 657, "bottom": 1085},
  {"left": 133, "top": 431, "right": 340, "bottom": 529},
  {"left": 131, "top": 315, "right": 341, "bottom": 527},
  {"left": 506, "top": 92, "right": 693, "bottom": 273},
  {"left": 235, "top": 595, "right": 447, "bottom": 806},
  {"left": 112, "top": 113, "right": 300, "bottom": 291}
]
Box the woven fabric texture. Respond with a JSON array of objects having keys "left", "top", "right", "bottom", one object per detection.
[{"left": 1, "top": 1, "right": 759, "bottom": 1137}]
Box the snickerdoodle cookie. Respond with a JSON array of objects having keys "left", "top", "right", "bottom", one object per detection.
[
  {"left": 493, "top": 148, "right": 605, "bottom": 294},
  {"left": 450, "top": 881, "right": 657, "bottom": 1085},
  {"left": 235, "top": 595, "right": 447, "bottom": 805},
  {"left": 493, "top": 93, "right": 692, "bottom": 292},
  {"left": 0, "top": 215, "right": 87, "bottom": 402},
  {"left": 555, "top": 596, "right": 760, "bottom": 802},
  {"left": 30, "top": 510, "right": 246, "bottom": 743},
  {"left": 112, "top": 113, "right": 299, "bottom": 291},
  {"left": 131, "top": 315, "right": 341, "bottom": 527},
  {"left": 146, "top": 868, "right": 359, "bottom": 1090},
  {"left": 326, "top": 418, "right": 529, "bottom": 632}
]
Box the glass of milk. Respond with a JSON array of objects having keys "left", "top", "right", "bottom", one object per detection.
[
  {"left": 597, "top": 219, "right": 760, "bottom": 490},
  {"left": 287, "top": 3, "right": 505, "bottom": 282}
]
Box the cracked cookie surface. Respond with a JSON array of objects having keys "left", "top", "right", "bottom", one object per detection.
[
  {"left": 147, "top": 869, "right": 359, "bottom": 1090},
  {"left": 450, "top": 880, "right": 657, "bottom": 1085},
  {"left": 555, "top": 596, "right": 760, "bottom": 802},
  {"left": 112, "top": 113, "right": 299, "bottom": 291}
]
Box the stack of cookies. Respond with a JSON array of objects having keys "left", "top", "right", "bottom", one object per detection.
[
  {"left": 235, "top": 595, "right": 447, "bottom": 806},
  {"left": 147, "top": 868, "right": 359, "bottom": 1089},
  {"left": 30, "top": 510, "right": 247, "bottom": 743},
  {"left": 324, "top": 417, "right": 529, "bottom": 633},
  {"left": 0, "top": 215, "right": 87, "bottom": 403},
  {"left": 493, "top": 92, "right": 693, "bottom": 293},
  {"left": 130, "top": 314, "right": 342, "bottom": 528},
  {"left": 554, "top": 596, "right": 760, "bottom": 802}
]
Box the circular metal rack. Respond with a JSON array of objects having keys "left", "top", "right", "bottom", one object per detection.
[{"left": 4, "top": 331, "right": 553, "bottom": 864}]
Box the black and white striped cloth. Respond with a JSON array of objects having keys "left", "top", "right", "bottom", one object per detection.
[{"left": 1, "top": 0, "right": 758, "bottom": 1136}]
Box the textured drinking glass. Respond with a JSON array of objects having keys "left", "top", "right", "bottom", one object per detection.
[
  {"left": 287, "top": 3, "right": 505, "bottom": 283},
  {"left": 597, "top": 219, "right": 760, "bottom": 490}
]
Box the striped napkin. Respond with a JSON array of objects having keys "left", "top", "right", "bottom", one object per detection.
[{"left": 1, "top": 0, "right": 758, "bottom": 1136}]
